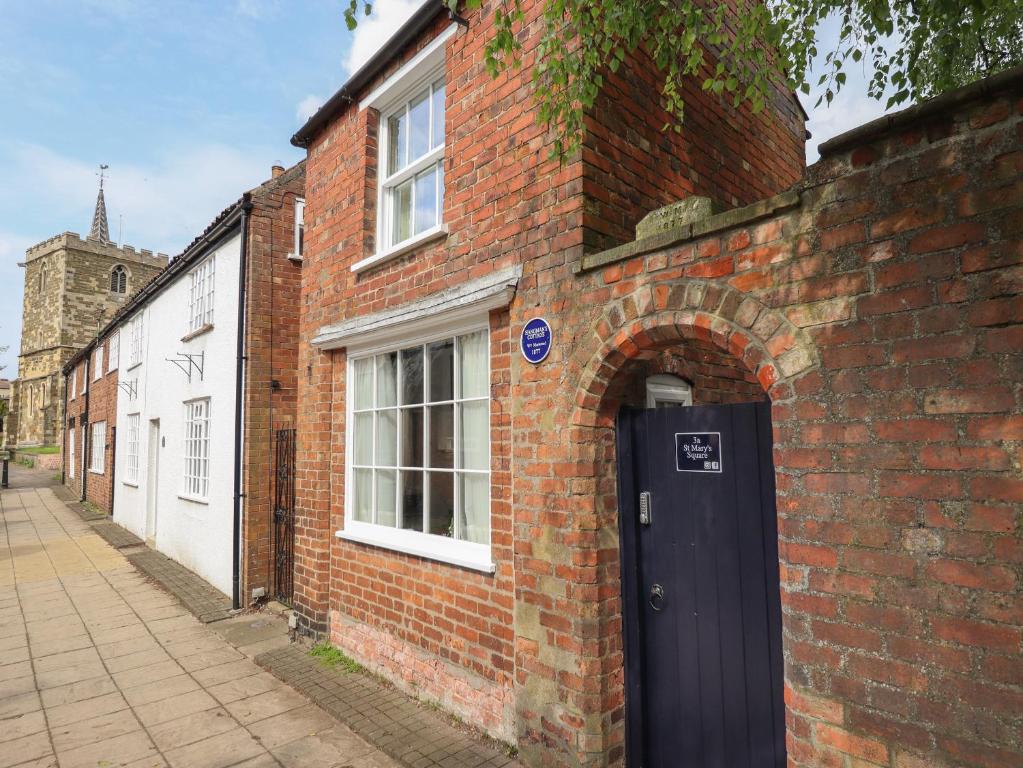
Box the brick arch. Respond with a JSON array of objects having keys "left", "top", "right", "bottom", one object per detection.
[
  {"left": 572, "top": 280, "right": 817, "bottom": 427},
  {"left": 548, "top": 279, "right": 818, "bottom": 765}
]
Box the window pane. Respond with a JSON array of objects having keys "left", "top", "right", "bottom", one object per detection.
[
  {"left": 401, "top": 470, "right": 423, "bottom": 532},
  {"left": 400, "top": 347, "right": 423, "bottom": 404},
  {"left": 458, "top": 331, "right": 488, "bottom": 398},
  {"left": 376, "top": 352, "right": 397, "bottom": 407},
  {"left": 437, "top": 160, "right": 444, "bottom": 220},
  {"left": 376, "top": 409, "right": 397, "bottom": 466},
  {"left": 427, "top": 340, "right": 453, "bottom": 402},
  {"left": 428, "top": 404, "right": 454, "bottom": 469},
  {"left": 428, "top": 472, "right": 454, "bottom": 537},
  {"left": 459, "top": 473, "right": 489, "bottom": 544},
  {"left": 459, "top": 401, "right": 488, "bottom": 471},
  {"left": 376, "top": 470, "right": 397, "bottom": 527},
  {"left": 391, "top": 179, "right": 412, "bottom": 244},
  {"left": 388, "top": 109, "right": 407, "bottom": 174},
  {"left": 353, "top": 358, "right": 374, "bottom": 409},
  {"left": 353, "top": 469, "right": 373, "bottom": 522},
  {"left": 400, "top": 407, "right": 424, "bottom": 467},
  {"left": 353, "top": 413, "right": 373, "bottom": 465},
  {"left": 414, "top": 166, "right": 437, "bottom": 235},
  {"left": 432, "top": 80, "right": 445, "bottom": 148},
  {"left": 409, "top": 90, "right": 430, "bottom": 161}
]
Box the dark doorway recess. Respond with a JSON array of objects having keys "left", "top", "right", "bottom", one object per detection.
[
  {"left": 273, "top": 428, "right": 296, "bottom": 605},
  {"left": 617, "top": 401, "right": 785, "bottom": 768}
]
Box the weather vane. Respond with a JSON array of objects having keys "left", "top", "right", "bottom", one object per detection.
[{"left": 97, "top": 164, "right": 109, "bottom": 189}]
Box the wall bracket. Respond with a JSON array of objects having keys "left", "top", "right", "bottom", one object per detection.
[{"left": 166, "top": 351, "right": 204, "bottom": 382}]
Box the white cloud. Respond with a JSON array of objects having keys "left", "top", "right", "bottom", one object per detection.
[
  {"left": 343, "top": 0, "right": 427, "bottom": 75},
  {"left": 0, "top": 231, "right": 33, "bottom": 375},
  {"left": 296, "top": 94, "right": 324, "bottom": 123},
  {"left": 1, "top": 142, "right": 276, "bottom": 255}
]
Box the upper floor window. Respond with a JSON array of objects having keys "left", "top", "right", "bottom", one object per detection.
[
  {"left": 293, "top": 199, "right": 305, "bottom": 258},
  {"left": 189, "top": 257, "right": 215, "bottom": 332},
  {"left": 129, "top": 313, "right": 144, "bottom": 368},
  {"left": 110, "top": 265, "right": 128, "bottom": 294},
  {"left": 108, "top": 331, "right": 119, "bottom": 372},
  {"left": 379, "top": 78, "right": 445, "bottom": 253},
  {"left": 38, "top": 262, "right": 48, "bottom": 293},
  {"left": 70, "top": 368, "right": 77, "bottom": 400},
  {"left": 93, "top": 347, "right": 104, "bottom": 380}
]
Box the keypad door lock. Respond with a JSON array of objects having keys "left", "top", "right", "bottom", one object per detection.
[{"left": 639, "top": 491, "right": 652, "bottom": 525}]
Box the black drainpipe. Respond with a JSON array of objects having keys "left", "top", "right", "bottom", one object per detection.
[
  {"left": 60, "top": 372, "right": 68, "bottom": 485},
  {"left": 232, "top": 193, "right": 253, "bottom": 610}
]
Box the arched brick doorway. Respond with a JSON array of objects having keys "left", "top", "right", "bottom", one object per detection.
[{"left": 561, "top": 282, "right": 817, "bottom": 766}]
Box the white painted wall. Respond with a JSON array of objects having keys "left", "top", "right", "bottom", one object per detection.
[{"left": 113, "top": 233, "right": 241, "bottom": 596}]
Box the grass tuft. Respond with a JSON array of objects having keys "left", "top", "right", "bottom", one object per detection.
[{"left": 309, "top": 642, "right": 365, "bottom": 673}]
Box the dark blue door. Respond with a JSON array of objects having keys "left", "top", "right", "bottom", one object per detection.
[{"left": 617, "top": 401, "right": 785, "bottom": 768}]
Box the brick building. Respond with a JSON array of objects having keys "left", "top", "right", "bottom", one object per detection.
[
  {"left": 63, "top": 330, "right": 121, "bottom": 511},
  {"left": 289, "top": 3, "right": 1022, "bottom": 767},
  {"left": 61, "top": 162, "right": 305, "bottom": 607},
  {"left": 6, "top": 179, "right": 167, "bottom": 448}
]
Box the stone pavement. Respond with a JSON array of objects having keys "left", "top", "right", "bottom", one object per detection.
[{"left": 0, "top": 474, "right": 399, "bottom": 768}]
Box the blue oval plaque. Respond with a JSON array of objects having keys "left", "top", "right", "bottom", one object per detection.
[{"left": 520, "top": 317, "right": 552, "bottom": 364}]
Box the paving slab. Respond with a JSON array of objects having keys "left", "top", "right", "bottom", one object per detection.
[{"left": 2, "top": 481, "right": 398, "bottom": 768}]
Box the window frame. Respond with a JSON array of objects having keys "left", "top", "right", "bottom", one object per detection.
[
  {"left": 128, "top": 312, "right": 144, "bottom": 369},
  {"left": 181, "top": 398, "right": 211, "bottom": 502},
  {"left": 89, "top": 421, "right": 106, "bottom": 475},
  {"left": 70, "top": 368, "right": 76, "bottom": 401},
  {"left": 108, "top": 331, "right": 119, "bottom": 373},
  {"left": 340, "top": 319, "right": 493, "bottom": 573},
  {"left": 188, "top": 256, "right": 216, "bottom": 333},
  {"left": 93, "top": 347, "right": 103, "bottom": 381},
  {"left": 124, "top": 413, "right": 140, "bottom": 486},
  {"left": 68, "top": 427, "right": 75, "bottom": 479},
  {"left": 110, "top": 264, "right": 128, "bottom": 294},
  {"left": 292, "top": 198, "right": 305, "bottom": 259}
]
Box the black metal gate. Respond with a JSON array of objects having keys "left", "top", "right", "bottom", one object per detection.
[
  {"left": 617, "top": 401, "right": 785, "bottom": 767},
  {"left": 273, "top": 428, "right": 296, "bottom": 604}
]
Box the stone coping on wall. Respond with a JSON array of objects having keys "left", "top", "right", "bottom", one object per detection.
[{"left": 573, "top": 189, "right": 803, "bottom": 275}]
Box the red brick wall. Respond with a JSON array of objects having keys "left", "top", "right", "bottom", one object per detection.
[
  {"left": 294, "top": 0, "right": 806, "bottom": 754},
  {"left": 517, "top": 82, "right": 1022, "bottom": 767},
  {"left": 241, "top": 163, "right": 305, "bottom": 603},
  {"left": 63, "top": 336, "right": 119, "bottom": 512}
]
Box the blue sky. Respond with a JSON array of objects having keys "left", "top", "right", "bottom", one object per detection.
[{"left": 0, "top": 1, "right": 890, "bottom": 375}]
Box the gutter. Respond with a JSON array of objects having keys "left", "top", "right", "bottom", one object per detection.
[
  {"left": 291, "top": 0, "right": 447, "bottom": 148},
  {"left": 231, "top": 193, "right": 254, "bottom": 610}
]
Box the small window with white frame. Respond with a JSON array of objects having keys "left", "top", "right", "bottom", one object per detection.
[
  {"left": 70, "top": 368, "right": 77, "bottom": 400},
  {"left": 125, "top": 413, "right": 140, "bottom": 484},
  {"left": 188, "top": 256, "right": 215, "bottom": 332},
  {"left": 378, "top": 77, "right": 445, "bottom": 254},
  {"left": 293, "top": 198, "right": 305, "bottom": 259},
  {"left": 645, "top": 374, "right": 693, "bottom": 408},
  {"left": 346, "top": 327, "right": 490, "bottom": 569},
  {"left": 108, "top": 331, "right": 119, "bottom": 372},
  {"left": 129, "top": 312, "right": 144, "bottom": 368},
  {"left": 89, "top": 421, "right": 106, "bottom": 474},
  {"left": 68, "top": 427, "right": 75, "bottom": 478},
  {"left": 183, "top": 398, "right": 210, "bottom": 500},
  {"left": 93, "top": 346, "right": 103, "bottom": 380}
]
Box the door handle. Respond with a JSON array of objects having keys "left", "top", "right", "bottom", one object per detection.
[{"left": 649, "top": 583, "right": 665, "bottom": 612}]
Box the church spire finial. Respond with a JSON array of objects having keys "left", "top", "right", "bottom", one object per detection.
[{"left": 89, "top": 164, "right": 111, "bottom": 243}]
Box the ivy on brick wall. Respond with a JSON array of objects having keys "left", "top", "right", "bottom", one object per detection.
[{"left": 343, "top": 0, "right": 1022, "bottom": 157}]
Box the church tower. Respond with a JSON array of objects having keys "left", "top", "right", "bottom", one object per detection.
[{"left": 5, "top": 168, "right": 169, "bottom": 446}]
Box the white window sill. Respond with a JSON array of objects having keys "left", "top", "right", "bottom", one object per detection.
[
  {"left": 351, "top": 226, "right": 447, "bottom": 273},
  {"left": 182, "top": 323, "right": 214, "bottom": 343},
  {"left": 126, "top": 362, "right": 141, "bottom": 372},
  {"left": 88, "top": 469, "right": 105, "bottom": 476},
  {"left": 178, "top": 494, "right": 209, "bottom": 505},
  {"left": 122, "top": 480, "right": 139, "bottom": 488},
  {"left": 336, "top": 523, "right": 495, "bottom": 574}
]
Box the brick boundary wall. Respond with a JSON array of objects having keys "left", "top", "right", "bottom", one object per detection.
[{"left": 508, "top": 71, "right": 1021, "bottom": 767}]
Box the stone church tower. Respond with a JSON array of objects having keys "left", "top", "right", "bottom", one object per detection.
[{"left": 5, "top": 173, "right": 168, "bottom": 446}]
